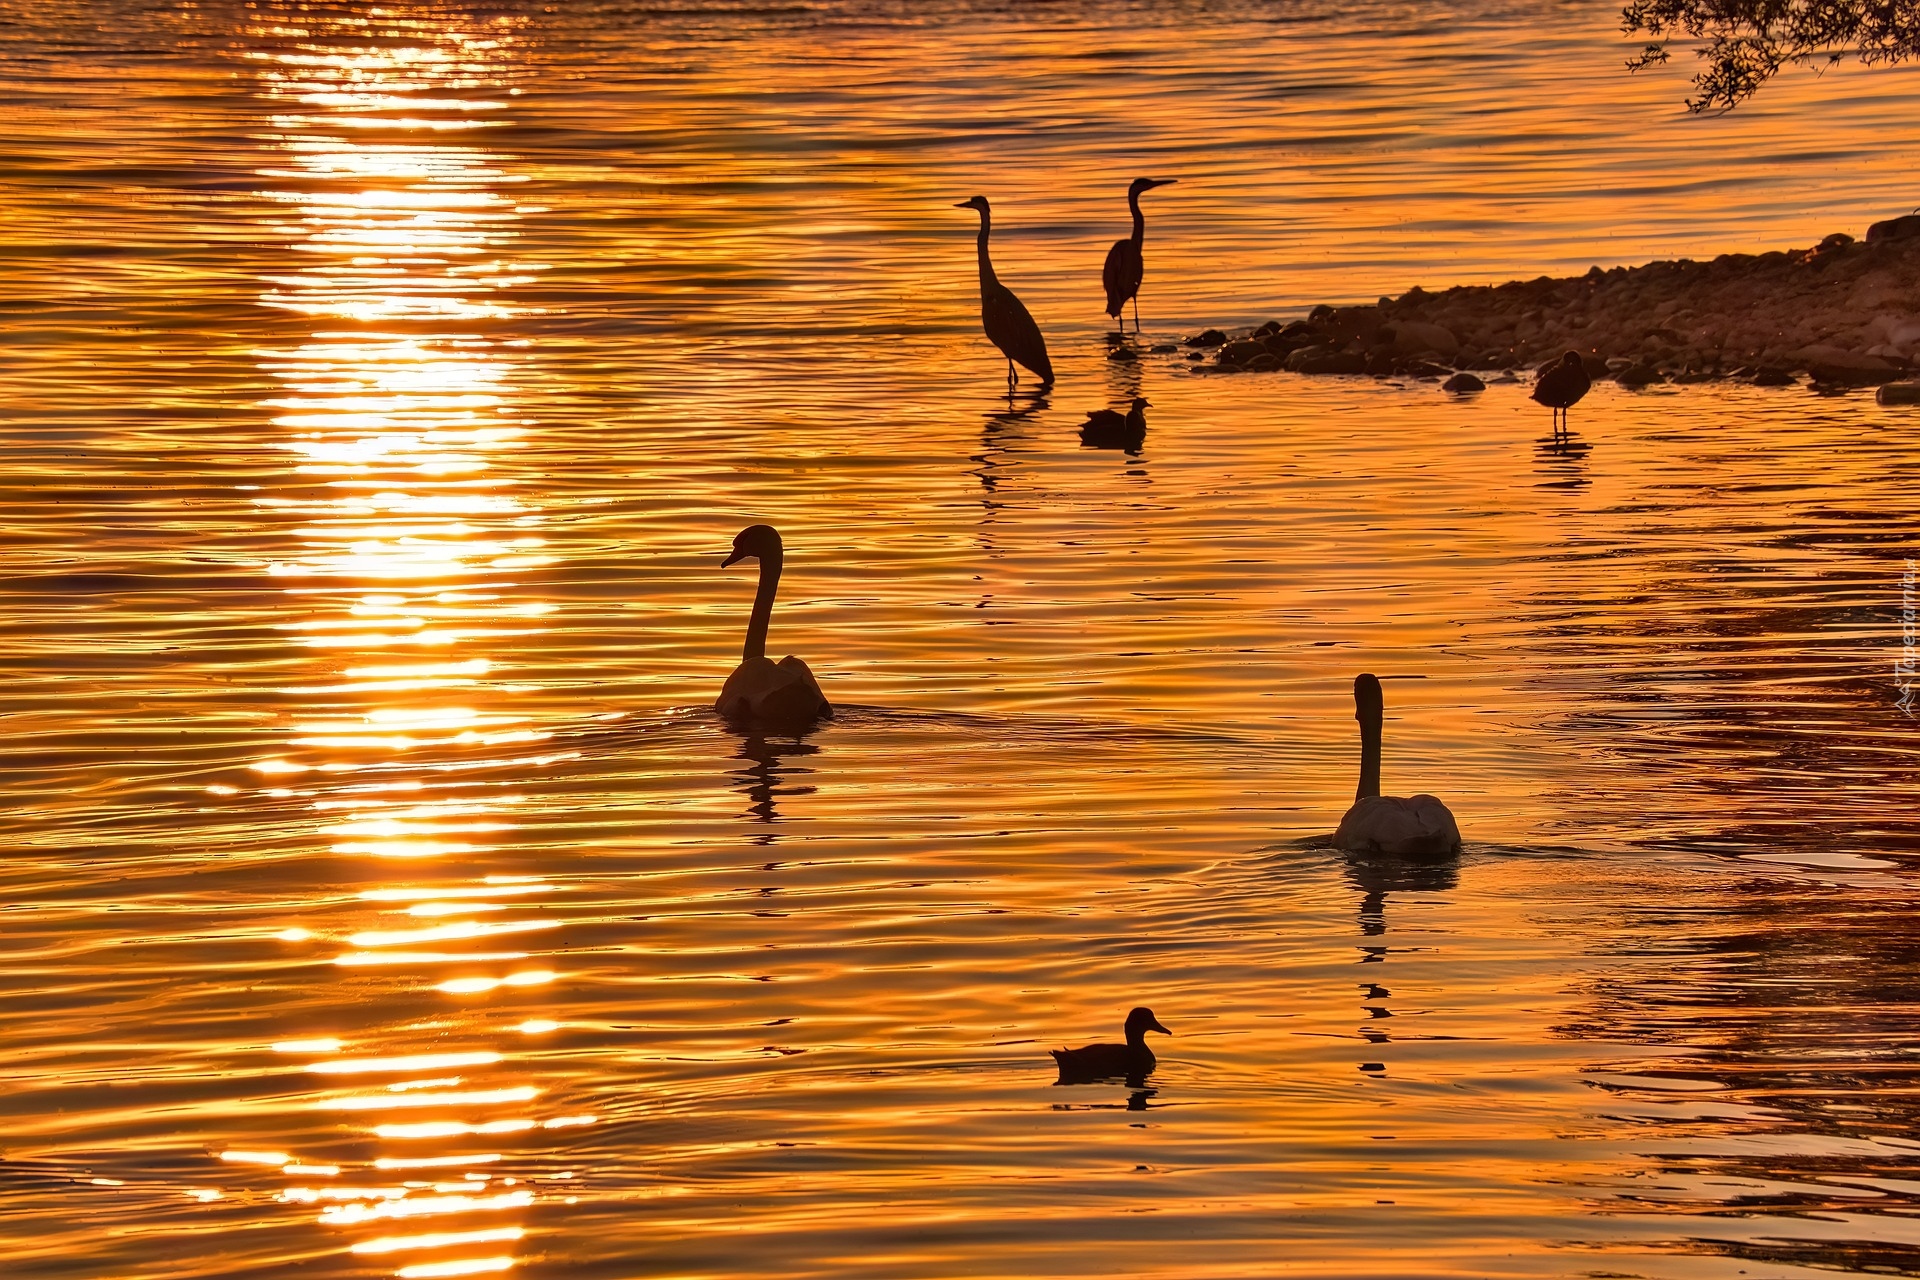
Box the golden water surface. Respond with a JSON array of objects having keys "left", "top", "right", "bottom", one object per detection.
[{"left": 2, "top": 2, "right": 1919, "bottom": 1277}]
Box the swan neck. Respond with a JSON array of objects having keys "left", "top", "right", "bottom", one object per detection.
[
  {"left": 1357, "top": 709, "right": 1382, "bottom": 802},
  {"left": 975, "top": 211, "right": 997, "bottom": 287},
  {"left": 744, "top": 549, "right": 781, "bottom": 662}
]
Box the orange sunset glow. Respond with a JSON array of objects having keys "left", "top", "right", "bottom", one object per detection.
[{"left": 2, "top": 1, "right": 1918, "bottom": 1278}]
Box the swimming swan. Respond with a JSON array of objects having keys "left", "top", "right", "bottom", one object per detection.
[
  {"left": 1332, "top": 673, "right": 1460, "bottom": 857},
  {"left": 715, "top": 524, "right": 831, "bottom": 726}
]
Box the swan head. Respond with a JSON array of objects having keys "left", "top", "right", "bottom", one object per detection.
[
  {"left": 1124, "top": 1007, "right": 1171, "bottom": 1041},
  {"left": 1129, "top": 177, "right": 1177, "bottom": 196},
  {"left": 722, "top": 523, "right": 783, "bottom": 568},
  {"left": 1354, "top": 672, "right": 1384, "bottom": 725},
  {"left": 953, "top": 195, "right": 990, "bottom": 214}
]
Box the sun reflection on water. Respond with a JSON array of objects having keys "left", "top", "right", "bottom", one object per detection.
[{"left": 240, "top": 7, "right": 574, "bottom": 1275}]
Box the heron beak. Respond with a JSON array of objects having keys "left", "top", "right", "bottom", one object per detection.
[
  {"left": 952, "top": 199, "right": 972, "bottom": 208},
  {"left": 1150, "top": 178, "right": 1177, "bottom": 189},
  {"left": 1149, "top": 1018, "right": 1171, "bottom": 1035},
  {"left": 721, "top": 550, "right": 746, "bottom": 567}
]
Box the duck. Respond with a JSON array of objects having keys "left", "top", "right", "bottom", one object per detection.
[
  {"left": 1531, "top": 350, "right": 1591, "bottom": 440},
  {"left": 714, "top": 524, "right": 831, "bottom": 726},
  {"left": 1050, "top": 1006, "right": 1170, "bottom": 1083},
  {"left": 1332, "top": 673, "right": 1460, "bottom": 858},
  {"left": 1079, "top": 396, "right": 1149, "bottom": 448}
]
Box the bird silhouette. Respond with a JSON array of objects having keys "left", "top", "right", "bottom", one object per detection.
[
  {"left": 1051, "top": 1006, "right": 1170, "bottom": 1084},
  {"left": 715, "top": 524, "right": 831, "bottom": 727},
  {"left": 1532, "top": 350, "right": 1591, "bottom": 441},
  {"left": 1332, "top": 674, "right": 1460, "bottom": 858},
  {"left": 955, "top": 196, "right": 1054, "bottom": 392},
  {"left": 1102, "top": 177, "right": 1176, "bottom": 332},
  {"left": 1079, "top": 395, "right": 1150, "bottom": 449}
]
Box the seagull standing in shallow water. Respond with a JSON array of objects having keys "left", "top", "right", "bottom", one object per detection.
[{"left": 1532, "top": 350, "right": 1591, "bottom": 441}]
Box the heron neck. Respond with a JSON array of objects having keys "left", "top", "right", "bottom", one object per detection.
[
  {"left": 1128, "top": 189, "right": 1145, "bottom": 244},
  {"left": 744, "top": 550, "right": 781, "bottom": 662},
  {"left": 1357, "top": 709, "right": 1382, "bottom": 802},
  {"left": 975, "top": 212, "right": 998, "bottom": 287}
]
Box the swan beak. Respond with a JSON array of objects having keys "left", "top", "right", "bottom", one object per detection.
[
  {"left": 1149, "top": 1018, "right": 1171, "bottom": 1036},
  {"left": 721, "top": 549, "right": 746, "bottom": 567}
]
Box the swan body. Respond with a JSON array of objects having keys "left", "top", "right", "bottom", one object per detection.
[
  {"left": 1080, "top": 396, "right": 1149, "bottom": 448},
  {"left": 955, "top": 196, "right": 1053, "bottom": 390},
  {"left": 1332, "top": 673, "right": 1460, "bottom": 858},
  {"left": 716, "top": 524, "right": 830, "bottom": 726},
  {"left": 1532, "top": 350, "right": 1591, "bottom": 439},
  {"left": 1050, "top": 1006, "right": 1170, "bottom": 1083},
  {"left": 1102, "top": 177, "right": 1176, "bottom": 330}
]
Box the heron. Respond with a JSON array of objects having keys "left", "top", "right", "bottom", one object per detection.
[
  {"left": 1102, "top": 177, "right": 1176, "bottom": 332},
  {"left": 1532, "top": 350, "right": 1591, "bottom": 441},
  {"left": 954, "top": 195, "right": 1053, "bottom": 392}
]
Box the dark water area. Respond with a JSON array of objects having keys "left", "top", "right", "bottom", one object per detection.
[{"left": 2, "top": 1, "right": 1919, "bottom": 1276}]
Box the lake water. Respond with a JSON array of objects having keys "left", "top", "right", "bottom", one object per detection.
[{"left": 3, "top": 1, "right": 1920, "bottom": 1277}]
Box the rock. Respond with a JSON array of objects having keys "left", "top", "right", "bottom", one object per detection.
[
  {"left": 1878, "top": 381, "right": 1920, "bottom": 405},
  {"left": 1580, "top": 354, "right": 1610, "bottom": 378},
  {"left": 1247, "top": 352, "right": 1281, "bottom": 371},
  {"left": 1615, "top": 364, "right": 1663, "bottom": 388},
  {"left": 1150, "top": 343, "right": 1178, "bottom": 354},
  {"left": 1401, "top": 360, "right": 1452, "bottom": 379},
  {"left": 1217, "top": 339, "right": 1267, "bottom": 367},
  {"left": 1441, "top": 372, "right": 1485, "bottom": 393},
  {"left": 1185, "top": 329, "right": 1227, "bottom": 348},
  {"left": 1106, "top": 347, "right": 1138, "bottom": 363},
  {"left": 1752, "top": 366, "right": 1797, "bottom": 386},
  {"left": 1253, "top": 320, "right": 1283, "bottom": 337},
  {"left": 1790, "top": 344, "right": 1899, "bottom": 384},
  {"left": 1867, "top": 213, "right": 1920, "bottom": 243},
  {"left": 1891, "top": 320, "right": 1920, "bottom": 351},
  {"left": 1391, "top": 320, "right": 1459, "bottom": 358}
]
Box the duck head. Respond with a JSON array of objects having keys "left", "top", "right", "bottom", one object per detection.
[
  {"left": 953, "top": 195, "right": 991, "bottom": 214},
  {"left": 722, "top": 523, "right": 783, "bottom": 568},
  {"left": 1130, "top": 397, "right": 1152, "bottom": 411},
  {"left": 1124, "top": 1006, "right": 1171, "bottom": 1043},
  {"left": 1129, "top": 177, "right": 1177, "bottom": 196}
]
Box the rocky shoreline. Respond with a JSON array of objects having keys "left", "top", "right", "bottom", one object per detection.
[{"left": 1173, "top": 212, "right": 1920, "bottom": 397}]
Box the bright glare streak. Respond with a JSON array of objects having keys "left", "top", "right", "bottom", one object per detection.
[
  {"left": 321, "top": 1086, "right": 538, "bottom": 1112},
  {"left": 375, "top": 1120, "right": 535, "bottom": 1139},
  {"left": 219, "top": 1150, "right": 291, "bottom": 1166},
  {"left": 515, "top": 1020, "right": 557, "bottom": 1034},
  {"left": 274, "top": 1039, "right": 344, "bottom": 1053},
  {"left": 307, "top": 1052, "right": 501, "bottom": 1074},
  {"left": 397, "top": 1258, "right": 516, "bottom": 1279},
  {"left": 437, "top": 970, "right": 553, "bottom": 994},
  {"left": 348, "top": 919, "right": 557, "bottom": 947},
  {"left": 361, "top": 884, "right": 554, "bottom": 901},
  {"left": 353, "top": 1227, "right": 524, "bottom": 1255},
  {"left": 375, "top": 1153, "right": 501, "bottom": 1170},
  {"left": 319, "top": 1190, "right": 533, "bottom": 1224}
]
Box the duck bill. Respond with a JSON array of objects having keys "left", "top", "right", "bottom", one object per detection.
[{"left": 1149, "top": 1018, "right": 1171, "bottom": 1035}]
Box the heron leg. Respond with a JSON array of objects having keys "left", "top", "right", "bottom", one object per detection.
[
  {"left": 1006, "top": 359, "right": 1017, "bottom": 393},
  {"left": 1131, "top": 296, "right": 1140, "bottom": 333}
]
